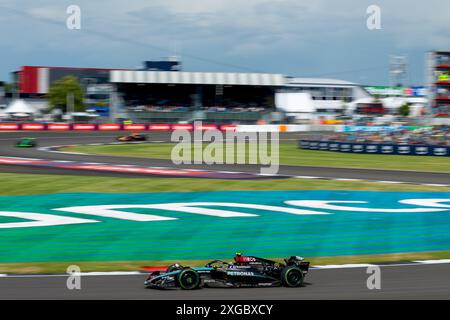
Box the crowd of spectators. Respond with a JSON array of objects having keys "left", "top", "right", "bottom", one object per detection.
[
  {"left": 200, "top": 106, "right": 267, "bottom": 113},
  {"left": 126, "top": 105, "right": 268, "bottom": 113},
  {"left": 126, "top": 105, "right": 189, "bottom": 112},
  {"left": 315, "top": 126, "right": 450, "bottom": 146}
]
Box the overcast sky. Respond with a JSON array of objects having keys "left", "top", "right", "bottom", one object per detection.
[{"left": 0, "top": 0, "right": 449, "bottom": 85}]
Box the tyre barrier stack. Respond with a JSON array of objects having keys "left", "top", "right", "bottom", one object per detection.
[{"left": 299, "top": 140, "right": 450, "bottom": 157}]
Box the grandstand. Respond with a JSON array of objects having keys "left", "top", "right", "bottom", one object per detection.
[
  {"left": 277, "top": 77, "right": 372, "bottom": 122},
  {"left": 110, "top": 70, "right": 284, "bottom": 124},
  {"left": 426, "top": 51, "right": 450, "bottom": 119},
  {"left": 12, "top": 60, "right": 374, "bottom": 124}
]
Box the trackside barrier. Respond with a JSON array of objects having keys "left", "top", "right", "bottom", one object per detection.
[
  {"left": 47, "top": 123, "right": 71, "bottom": 131},
  {"left": 0, "top": 123, "right": 340, "bottom": 132},
  {"left": 310, "top": 125, "right": 341, "bottom": 132},
  {"left": 171, "top": 124, "right": 193, "bottom": 131},
  {"left": 123, "top": 124, "right": 146, "bottom": 131},
  {"left": 299, "top": 140, "right": 450, "bottom": 157},
  {"left": 219, "top": 125, "right": 237, "bottom": 132},
  {"left": 73, "top": 124, "right": 97, "bottom": 131},
  {"left": 98, "top": 123, "right": 122, "bottom": 131},
  {"left": 194, "top": 124, "right": 218, "bottom": 131},
  {"left": 0, "top": 123, "right": 19, "bottom": 130},
  {"left": 148, "top": 124, "right": 171, "bottom": 131},
  {"left": 235, "top": 124, "right": 322, "bottom": 132},
  {"left": 22, "top": 123, "right": 45, "bottom": 130},
  {"left": 236, "top": 125, "right": 281, "bottom": 132},
  {"left": 336, "top": 125, "right": 440, "bottom": 133}
]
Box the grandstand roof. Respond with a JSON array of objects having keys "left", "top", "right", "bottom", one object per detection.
[
  {"left": 110, "top": 70, "right": 285, "bottom": 86},
  {"left": 286, "top": 77, "right": 358, "bottom": 87}
]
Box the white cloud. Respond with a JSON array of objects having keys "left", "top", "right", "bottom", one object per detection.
[{"left": 26, "top": 6, "right": 66, "bottom": 23}]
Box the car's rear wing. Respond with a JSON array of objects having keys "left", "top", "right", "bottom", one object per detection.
[{"left": 298, "top": 261, "right": 310, "bottom": 273}]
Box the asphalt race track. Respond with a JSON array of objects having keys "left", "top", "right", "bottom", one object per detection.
[
  {"left": 0, "top": 131, "right": 449, "bottom": 184},
  {"left": 1, "top": 263, "right": 450, "bottom": 299}
]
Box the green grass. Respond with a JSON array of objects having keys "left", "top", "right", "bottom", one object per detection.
[
  {"left": 0, "top": 172, "right": 449, "bottom": 196},
  {"left": 1, "top": 172, "right": 449, "bottom": 274},
  {"left": 2, "top": 251, "right": 450, "bottom": 274},
  {"left": 65, "top": 143, "right": 450, "bottom": 173}
]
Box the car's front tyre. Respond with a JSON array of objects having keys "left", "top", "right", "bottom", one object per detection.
[{"left": 177, "top": 268, "right": 200, "bottom": 290}]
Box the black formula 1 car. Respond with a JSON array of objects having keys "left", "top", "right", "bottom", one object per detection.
[
  {"left": 144, "top": 254, "right": 309, "bottom": 290},
  {"left": 116, "top": 133, "right": 147, "bottom": 142}
]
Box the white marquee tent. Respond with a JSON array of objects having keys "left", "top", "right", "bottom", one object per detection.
[{"left": 4, "top": 99, "right": 38, "bottom": 115}]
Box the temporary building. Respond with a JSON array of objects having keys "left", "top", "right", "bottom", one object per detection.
[{"left": 4, "top": 99, "right": 37, "bottom": 115}]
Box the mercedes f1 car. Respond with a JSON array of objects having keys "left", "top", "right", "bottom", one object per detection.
[
  {"left": 116, "top": 133, "right": 147, "bottom": 142},
  {"left": 144, "top": 254, "right": 309, "bottom": 290}
]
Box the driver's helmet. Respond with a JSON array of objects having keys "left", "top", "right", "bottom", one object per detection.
[
  {"left": 166, "top": 263, "right": 182, "bottom": 272},
  {"left": 234, "top": 252, "right": 246, "bottom": 264}
]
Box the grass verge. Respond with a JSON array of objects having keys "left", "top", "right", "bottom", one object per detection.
[
  {"left": 64, "top": 143, "right": 450, "bottom": 173},
  {"left": 0, "top": 172, "right": 449, "bottom": 195}
]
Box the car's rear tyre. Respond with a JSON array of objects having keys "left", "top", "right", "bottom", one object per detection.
[
  {"left": 177, "top": 268, "right": 200, "bottom": 290},
  {"left": 281, "top": 266, "right": 304, "bottom": 287}
]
